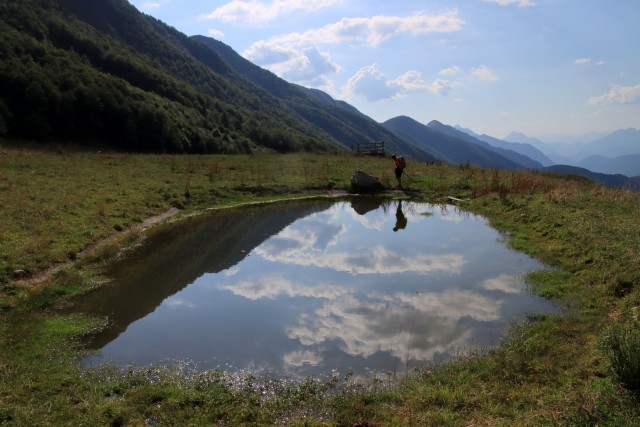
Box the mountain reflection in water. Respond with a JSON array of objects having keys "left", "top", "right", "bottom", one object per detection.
[{"left": 74, "top": 198, "right": 559, "bottom": 377}]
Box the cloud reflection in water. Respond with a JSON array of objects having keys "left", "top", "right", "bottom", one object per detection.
[
  {"left": 255, "top": 203, "right": 465, "bottom": 276},
  {"left": 84, "top": 200, "right": 559, "bottom": 377},
  {"left": 211, "top": 201, "right": 557, "bottom": 374}
]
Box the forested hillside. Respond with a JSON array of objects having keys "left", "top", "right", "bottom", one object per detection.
[
  {"left": 191, "top": 35, "right": 436, "bottom": 161},
  {"left": 0, "top": 0, "right": 433, "bottom": 157},
  {"left": 1, "top": 0, "right": 245, "bottom": 152}
]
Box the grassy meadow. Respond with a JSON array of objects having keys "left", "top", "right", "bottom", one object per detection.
[{"left": 1, "top": 143, "right": 639, "bottom": 426}]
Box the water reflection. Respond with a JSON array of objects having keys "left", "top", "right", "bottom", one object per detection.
[
  {"left": 393, "top": 200, "right": 407, "bottom": 232},
  {"left": 74, "top": 198, "right": 559, "bottom": 377}
]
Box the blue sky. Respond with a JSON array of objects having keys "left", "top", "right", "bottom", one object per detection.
[{"left": 130, "top": 0, "right": 640, "bottom": 140}]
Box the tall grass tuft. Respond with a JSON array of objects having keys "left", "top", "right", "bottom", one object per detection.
[{"left": 604, "top": 320, "right": 640, "bottom": 392}]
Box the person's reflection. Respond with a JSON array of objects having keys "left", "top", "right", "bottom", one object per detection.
[{"left": 393, "top": 200, "right": 407, "bottom": 232}]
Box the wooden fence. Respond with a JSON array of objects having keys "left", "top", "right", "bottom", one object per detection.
[{"left": 355, "top": 141, "right": 385, "bottom": 156}]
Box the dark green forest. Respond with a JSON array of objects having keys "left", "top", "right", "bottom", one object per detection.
[
  {"left": 0, "top": 0, "right": 439, "bottom": 158},
  {"left": 2, "top": 0, "right": 224, "bottom": 152}
]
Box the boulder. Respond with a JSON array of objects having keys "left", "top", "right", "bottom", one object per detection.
[{"left": 350, "top": 170, "right": 383, "bottom": 192}]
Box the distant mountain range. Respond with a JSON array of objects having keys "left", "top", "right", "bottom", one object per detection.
[
  {"left": 576, "top": 154, "right": 640, "bottom": 177},
  {"left": 541, "top": 165, "right": 640, "bottom": 191},
  {"left": 457, "top": 128, "right": 553, "bottom": 167},
  {"left": 383, "top": 116, "right": 540, "bottom": 170},
  {"left": 382, "top": 116, "right": 639, "bottom": 190},
  {"left": 505, "top": 129, "right": 640, "bottom": 175},
  {"left": 553, "top": 128, "right": 640, "bottom": 159}
]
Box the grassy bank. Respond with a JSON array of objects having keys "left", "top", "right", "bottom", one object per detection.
[{"left": 1, "top": 144, "right": 639, "bottom": 426}]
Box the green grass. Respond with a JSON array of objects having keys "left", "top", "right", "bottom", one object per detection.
[
  {"left": 1, "top": 143, "right": 639, "bottom": 426},
  {"left": 604, "top": 320, "right": 640, "bottom": 392},
  {"left": 0, "top": 145, "right": 404, "bottom": 283}
]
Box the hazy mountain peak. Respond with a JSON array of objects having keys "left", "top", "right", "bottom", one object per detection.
[
  {"left": 454, "top": 125, "right": 480, "bottom": 138},
  {"left": 504, "top": 131, "right": 543, "bottom": 144}
]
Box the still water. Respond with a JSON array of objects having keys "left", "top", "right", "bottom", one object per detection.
[{"left": 74, "top": 198, "right": 558, "bottom": 378}]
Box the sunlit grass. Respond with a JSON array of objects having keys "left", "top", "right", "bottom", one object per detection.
[{"left": 0, "top": 148, "right": 390, "bottom": 282}]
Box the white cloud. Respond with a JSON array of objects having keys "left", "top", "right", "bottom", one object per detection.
[
  {"left": 244, "top": 42, "right": 341, "bottom": 86},
  {"left": 224, "top": 267, "right": 239, "bottom": 277},
  {"left": 484, "top": 0, "right": 535, "bottom": 7},
  {"left": 428, "top": 79, "right": 460, "bottom": 95},
  {"left": 207, "top": 29, "right": 225, "bottom": 39},
  {"left": 481, "top": 274, "right": 522, "bottom": 294},
  {"left": 440, "top": 209, "right": 477, "bottom": 223},
  {"left": 200, "top": 0, "right": 343, "bottom": 25},
  {"left": 279, "top": 47, "right": 340, "bottom": 83},
  {"left": 138, "top": 1, "right": 164, "bottom": 9},
  {"left": 244, "top": 40, "right": 296, "bottom": 66},
  {"left": 243, "top": 11, "right": 463, "bottom": 87},
  {"left": 342, "top": 64, "right": 459, "bottom": 102},
  {"left": 261, "top": 11, "right": 463, "bottom": 48},
  {"left": 575, "top": 58, "right": 606, "bottom": 66},
  {"left": 390, "top": 70, "right": 430, "bottom": 92},
  {"left": 391, "top": 71, "right": 458, "bottom": 96},
  {"left": 587, "top": 84, "right": 640, "bottom": 106},
  {"left": 258, "top": 214, "right": 346, "bottom": 256},
  {"left": 342, "top": 64, "right": 397, "bottom": 101},
  {"left": 258, "top": 240, "right": 465, "bottom": 276},
  {"left": 166, "top": 299, "right": 195, "bottom": 308},
  {"left": 470, "top": 65, "right": 498, "bottom": 81},
  {"left": 251, "top": 206, "right": 465, "bottom": 275},
  {"left": 439, "top": 66, "right": 463, "bottom": 76},
  {"left": 283, "top": 350, "right": 322, "bottom": 368},
  {"left": 219, "top": 275, "right": 347, "bottom": 300},
  {"left": 346, "top": 204, "right": 387, "bottom": 231},
  {"left": 286, "top": 289, "right": 504, "bottom": 361}
]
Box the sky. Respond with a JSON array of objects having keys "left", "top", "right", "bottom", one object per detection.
[{"left": 129, "top": 0, "right": 640, "bottom": 140}]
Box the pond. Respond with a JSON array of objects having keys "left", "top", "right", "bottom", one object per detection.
[{"left": 72, "top": 198, "right": 559, "bottom": 378}]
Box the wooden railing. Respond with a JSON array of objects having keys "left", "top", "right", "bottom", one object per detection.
[{"left": 356, "top": 141, "right": 385, "bottom": 156}]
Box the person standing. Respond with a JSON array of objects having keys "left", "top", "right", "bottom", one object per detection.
[{"left": 391, "top": 154, "right": 406, "bottom": 189}]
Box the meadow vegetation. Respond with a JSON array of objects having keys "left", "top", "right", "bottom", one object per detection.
[{"left": 1, "top": 143, "right": 639, "bottom": 426}]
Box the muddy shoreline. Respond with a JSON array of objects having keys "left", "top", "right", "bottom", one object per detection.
[{"left": 17, "top": 207, "right": 180, "bottom": 287}]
